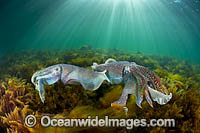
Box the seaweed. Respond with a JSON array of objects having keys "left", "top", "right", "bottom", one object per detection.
[
  {"left": 0, "top": 46, "right": 199, "bottom": 132},
  {"left": 0, "top": 77, "right": 33, "bottom": 132}
]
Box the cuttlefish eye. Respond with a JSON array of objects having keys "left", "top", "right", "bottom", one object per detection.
[
  {"left": 32, "top": 76, "right": 39, "bottom": 85},
  {"left": 32, "top": 76, "right": 37, "bottom": 83},
  {"left": 122, "top": 66, "right": 131, "bottom": 79},
  {"left": 147, "top": 81, "right": 153, "bottom": 88},
  {"left": 123, "top": 66, "right": 130, "bottom": 74}
]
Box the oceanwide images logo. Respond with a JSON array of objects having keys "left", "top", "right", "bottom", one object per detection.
[{"left": 25, "top": 115, "right": 175, "bottom": 129}]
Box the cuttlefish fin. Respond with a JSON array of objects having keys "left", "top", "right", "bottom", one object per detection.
[
  {"left": 148, "top": 86, "right": 172, "bottom": 105},
  {"left": 105, "top": 58, "right": 117, "bottom": 64},
  {"left": 81, "top": 70, "right": 110, "bottom": 91},
  {"left": 36, "top": 80, "right": 45, "bottom": 103}
]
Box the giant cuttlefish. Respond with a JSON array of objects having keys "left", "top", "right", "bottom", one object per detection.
[
  {"left": 92, "top": 59, "right": 172, "bottom": 108},
  {"left": 31, "top": 64, "right": 110, "bottom": 103}
]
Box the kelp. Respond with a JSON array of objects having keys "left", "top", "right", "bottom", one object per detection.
[
  {"left": 30, "top": 82, "right": 91, "bottom": 114},
  {"left": 0, "top": 77, "right": 33, "bottom": 132},
  {"left": 0, "top": 46, "right": 199, "bottom": 132}
]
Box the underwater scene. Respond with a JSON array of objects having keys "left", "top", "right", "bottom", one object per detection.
[{"left": 0, "top": 0, "right": 200, "bottom": 132}]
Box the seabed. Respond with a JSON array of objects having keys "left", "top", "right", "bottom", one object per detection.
[{"left": 0, "top": 46, "right": 199, "bottom": 132}]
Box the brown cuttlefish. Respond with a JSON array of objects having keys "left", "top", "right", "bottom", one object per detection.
[{"left": 91, "top": 58, "right": 172, "bottom": 108}]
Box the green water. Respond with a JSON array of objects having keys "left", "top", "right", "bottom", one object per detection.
[{"left": 0, "top": 0, "right": 200, "bottom": 63}]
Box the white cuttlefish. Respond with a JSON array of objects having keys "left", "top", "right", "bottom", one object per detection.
[{"left": 31, "top": 64, "right": 110, "bottom": 103}]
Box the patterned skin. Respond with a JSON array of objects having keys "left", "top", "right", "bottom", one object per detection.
[{"left": 91, "top": 59, "right": 172, "bottom": 108}]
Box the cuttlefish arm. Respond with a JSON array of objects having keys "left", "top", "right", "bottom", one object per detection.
[
  {"left": 111, "top": 73, "right": 136, "bottom": 107},
  {"left": 31, "top": 65, "right": 62, "bottom": 103},
  {"left": 36, "top": 79, "right": 45, "bottom": 103},
  {"left": 111, "top": 65, "right": 146, "bottom": 108},
  {"left": 144, "top": 86, "right": 153, "bottom": 108},
  {"left": 135, "top": 65, "right": 172, "bottom": 105},
  {"left": 111, "top": 65, "right": 172, "bottom": 108},
  {"left": 147, "top": 86, "right": 172, "bottom": 105},
  {"left": 136, "top": 65, "right": 169, "bottom": 95},
  {"left": 133, "top": 64, "right": 172, "bottom": 107}
]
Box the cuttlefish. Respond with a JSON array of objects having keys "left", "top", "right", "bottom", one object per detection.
[
  {"left": 92, "top": 59, "right": 172, "bottom": 108},
  {"left": 31, "top": 64, "right": 110, "bottom": 103}
]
